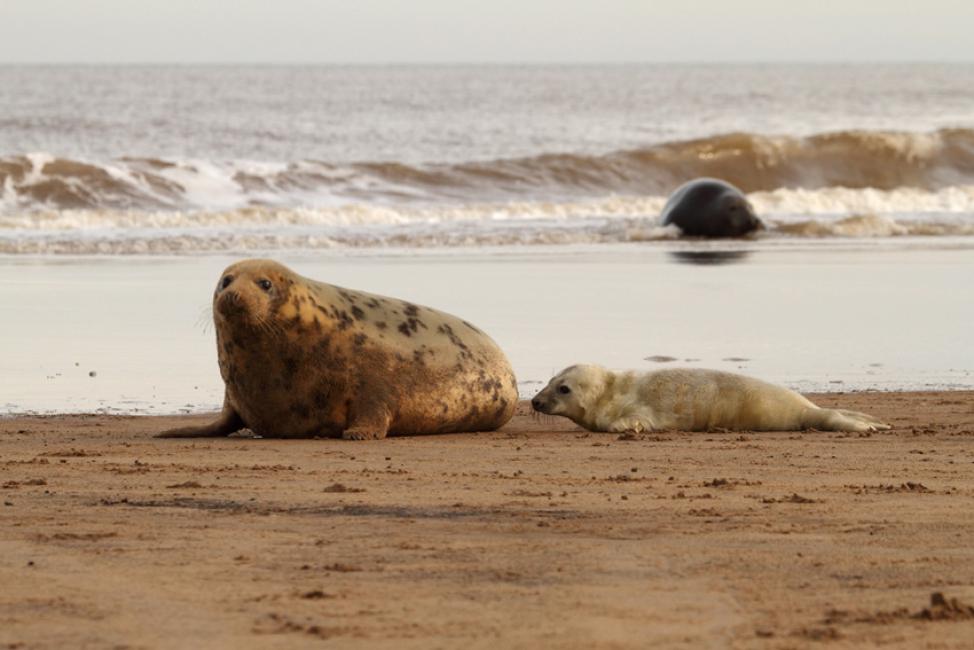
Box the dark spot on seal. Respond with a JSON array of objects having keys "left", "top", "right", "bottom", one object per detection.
[
  {"left": 291, "top": 401, "right": 311, "bottom": 419},
  {"left": 365, "top": 298, "right": 380, "bottom": 309},
  {"left": 398, "top": 317, "right": 425, "bottom": 335},
  {"left": 313, "top": 336, "right": 332, "bottom": 356},
  {"left": 350, "top": 306, "right": 366, "bottom": 321},
  {"left": 282, "top": 355, "right": 300, "bottom": 389},
  {"left": 402, "top": 302, "right": 420, "bottom": 317},
  {"left": 479, "top": 377, "right": 501, "bottom": 395},
  {"left": 462, "top": 320, "right": 481, "bottom": 333},
  {"left": 376, "top": 321, "right": 387, "bottom": 330},
  {"left": 353, "top": 333, "right": 368, "bottom": 346},
  {"left": 397, "top": 322, "right": 412, "bottom": 337},
  {"left": 338, "top": 290, "right": 357, "bottom": 304},
  {"left": 336, "top": 310, "right": 353, "bottom": 331},
  {"left": 437, "top": 323, "right": 470, "bottom": 354}
]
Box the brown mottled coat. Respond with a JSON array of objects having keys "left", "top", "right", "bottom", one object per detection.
[{"left": 158, "top": 259, "right": 517, "bottom": 439}]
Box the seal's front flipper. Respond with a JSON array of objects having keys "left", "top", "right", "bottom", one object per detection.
[
  {"left": 156, "top": 406, "right": 243, "bottom": 438},
  {"left": 341, "top": 408, "right": 391, "bottom": 440}
]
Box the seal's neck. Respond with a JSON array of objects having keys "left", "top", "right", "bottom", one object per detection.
[{"left": 582, "top": 367, "right": 616, "bottom": 430}]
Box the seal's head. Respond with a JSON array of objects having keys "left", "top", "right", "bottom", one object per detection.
[
  {"left": 720, "top": 193, "right": 763, "bottom": 234},
  {"left": 213, "top": 259, "right": 294, "bottom": 328},
  {"left": 531, "top": 364, "right": 610, "bottom": 422}
]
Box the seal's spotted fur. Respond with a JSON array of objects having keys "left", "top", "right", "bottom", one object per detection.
[{"left": 157, "top": 259, "right": 517, "bottom": 439}]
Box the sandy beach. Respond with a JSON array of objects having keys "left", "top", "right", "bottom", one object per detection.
[
  {"left": 3, "top": 391, "right": 974, "bottom": 648},
  {"left": 2, "top": 61, "right": 974, "bottom": 650}
]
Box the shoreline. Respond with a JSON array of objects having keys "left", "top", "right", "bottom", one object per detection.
[
  {"left": 1, "top": 388, "right": 970, "bottom": 420},
  {"left": 2, "top": 392, "right": 973, "bottom": 647}
]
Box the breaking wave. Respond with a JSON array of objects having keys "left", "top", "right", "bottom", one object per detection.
[
  {"left": 2, "top": 129, "right": 973, "bottom": 254},
  {"left": 3, "top": 129, "right": 974, "bottom": 211},
  {"left": 2, "top": 207, "right": 973, "bottom": 255}
]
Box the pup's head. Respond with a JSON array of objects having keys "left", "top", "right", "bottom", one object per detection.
[
  {"left": 212, "top": 259, "right": 294, "bottom": 329},
  {"left": 531, "top": 364, "right": 610, "bottom": 423}
]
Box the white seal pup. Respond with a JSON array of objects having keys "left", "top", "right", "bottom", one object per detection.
[{"left": 531, "top": 365, "right": 890, "bottom": 433}]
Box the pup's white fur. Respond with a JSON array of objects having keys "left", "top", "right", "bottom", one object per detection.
[{"left": 532, "top": 365, "right": 890, "bottom": 433}]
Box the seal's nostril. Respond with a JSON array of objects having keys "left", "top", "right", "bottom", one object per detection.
[{"left": 531, "top": 399, "right": 541, "bottom": 410}]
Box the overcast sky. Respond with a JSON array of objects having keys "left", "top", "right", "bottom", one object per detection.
[{"left": 1, "top": 0, "right": 972, "bottom": 64}]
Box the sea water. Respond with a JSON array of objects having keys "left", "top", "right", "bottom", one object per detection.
[{"left": 1, "top": 64, "right": 972, "bottom": 412}]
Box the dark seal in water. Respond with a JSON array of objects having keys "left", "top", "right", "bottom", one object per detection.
[{"left": 661, "top": 178, "right": 763, "bottom": 238}]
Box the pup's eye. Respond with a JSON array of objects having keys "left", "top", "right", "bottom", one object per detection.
[
  {"left": 558, "top": 385, "right": 571, "bottom": 394},
  {"left": 257, "top": 279, "right": 273, "bottom": 292},
  {"left": 220, "top": 275, "right": 233, "bottom": 289}
]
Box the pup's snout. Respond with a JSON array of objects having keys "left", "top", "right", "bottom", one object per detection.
[{"left": 531, "top": 398, "right": 542, "bottom": 411}]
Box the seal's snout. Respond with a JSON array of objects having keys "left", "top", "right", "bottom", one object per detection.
[
  {"left": 532, "top": 397, "right": 549, "bottom": 413},
  {"left": 215, "top": 289, "right": 246, "bottom": 318}
]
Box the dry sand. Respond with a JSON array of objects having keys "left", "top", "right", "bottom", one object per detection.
[{"left": 2, "top": 391, "right": 974, "bottom": 649}]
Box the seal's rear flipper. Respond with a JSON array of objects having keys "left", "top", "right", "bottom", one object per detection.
[
  {"left": 805, "top": 407, "right": 891, "bottom": 432},
  {"left": 156, "top": 406, "right": 243, "bottom": 438}
]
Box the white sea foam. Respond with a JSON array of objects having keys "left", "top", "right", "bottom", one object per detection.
[
  {"left": 2, "top": 140, "right": 973, "bottom": 254},
  {"left": 3, "top": 186, "right": 974, "bottom": 231}
]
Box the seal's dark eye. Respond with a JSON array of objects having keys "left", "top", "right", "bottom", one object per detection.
[
  {"left": 257, "top": 279, "right": 273, "bottom": 292},
  {"left": 220, "top": 275, "right": 233, "bottom": 289},
  {"left": 558, "top": 385, "right": 571, "bottom": 394}
]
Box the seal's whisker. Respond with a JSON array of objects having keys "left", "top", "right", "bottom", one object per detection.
[
  {"left": 253, "top": 313, "right": 285, "bottom": 338},
  {"left": 195, "top": 305, "right": 214, "bottom": 334}
]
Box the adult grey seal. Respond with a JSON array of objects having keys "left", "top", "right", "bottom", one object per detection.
[
  {"left": 157, "top": 259, "right": 518, "bottom": 440},
  {"left": 532, "top": 365, "right": 890, "bottom": 433},
  {"left": 661, "top": 178, "right": 763, "bottom": 237}
]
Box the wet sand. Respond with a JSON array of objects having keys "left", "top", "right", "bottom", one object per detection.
[
  {"left": 3, "top": 247, "right": 974, "bottom": 414},
  {"left": 2, "top": 391, "right": 974, "bottom": 648}
]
